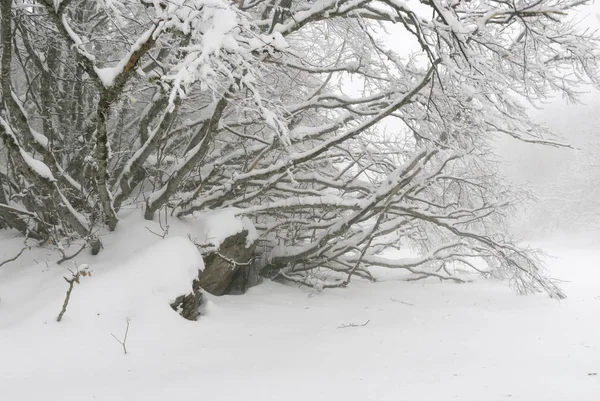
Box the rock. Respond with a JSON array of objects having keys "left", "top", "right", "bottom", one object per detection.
[
  {"left": 198, "top": 229, "right": 256, "bottom": 295},
  {"left": 226, "top": 260, "right": 262, "bottom": 295},
  {"left": 170, "top": 277, "right": 203, "bottom": 321}
]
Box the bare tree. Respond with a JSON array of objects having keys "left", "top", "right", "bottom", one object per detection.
[{"left": 1, "top": 0, "right": 598, "bottom": 297}]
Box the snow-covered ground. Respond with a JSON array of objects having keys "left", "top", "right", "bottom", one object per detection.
[{"left": 0, "top": 214, "right": 599, "bottom": 401}]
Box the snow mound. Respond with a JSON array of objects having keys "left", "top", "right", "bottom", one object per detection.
[
  {"left": 0, "top": 235, "right": 204, "bottom": 327},
  {"left": 64, "top": 236, "right": 203, "bottom": 323}
]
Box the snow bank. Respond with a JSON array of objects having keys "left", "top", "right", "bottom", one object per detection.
[
  {"left": 0, "top": 235, "right": 203, "bottom": 329},
  {"left": 67, "top": 236, "right": 202, "bottom": 322}
]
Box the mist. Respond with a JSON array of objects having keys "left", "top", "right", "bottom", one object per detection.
[{"left": 496, "top": 90, "right": 600, "bottom": 239}]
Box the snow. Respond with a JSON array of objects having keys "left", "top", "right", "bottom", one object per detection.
[
  {"left": 9, "top": 91, "right": 50, "bottom": 149},
  {"left": 160, "top": 2, "right": 245, "bottom": 108},
  {"left": 238, "top": 194, "right": 360, "bottom": 215},
  {"left": 57, "top": 189, "right": 90, "bottom": 229},
  {"left": 61, "top": 14, "right": 96, "bottom": 62},
  {"left": 31, "top": 129, "right": 50, "bottom": 148},
  {"left": 94, "top": 65, "right": 122, "bottom": 88},
  {"left": 194, "top": 208, "right": 258, "bottom": 249},
  {"left": 0, "top": 216, "right": 599, "bottom": 400},
  {"left": 430, "top": 0, "right": 472, "bottom": 34},
  {"left": 249, "top": 32, "right": 290, "bottom": 52},
  {"left": 19, "top": 148, "right": 56, "bottom": 181},
  {"left": 94, "top": 25, "right": 158, "bottom": 88}
]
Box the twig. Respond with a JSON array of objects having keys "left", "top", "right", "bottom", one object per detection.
[
  {"left": 0, "top": 244, "right": 27, "bottom": 268},
  {"left": 56, "top": 242, "right": 86, "bottom": 265},
  {"left": 404, "top": 273, "right": 465, "bottom": 283},
  {"left": 56, "top": 275, "right": 77, "bottom": 322},
  {"left": 56, "top": 265, "right": 91, "bottom": 322},
  {"left": 390, "top": 297, "right": 415, "bottom": 306},
  {"left": 214, "top": 251, "right": 253, "bottom": 267},
  {"left": 404, "top": 274, "right": 428, "bottom": 282},
  {"left": 145, "top": 206, "right": 169, "bottom": 238},
  {"left": 338, "top": 319, "right": 370, "bottom": 329},
  {"left": 111, "top": 319, "right": 130, "bottom": 355},
  {"left": 145, "top": 226, "right": 167, "bottom": 238},
  {"left": 188, "top": 234, "right": 217, "bottom": 253}
]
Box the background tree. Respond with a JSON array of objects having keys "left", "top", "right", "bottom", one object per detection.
[
  {"left": 517, "top": 139, "right": 600, "bottom": 234},
  {"left": 1, "top": 0, "right": 598, "bottom": 297}
]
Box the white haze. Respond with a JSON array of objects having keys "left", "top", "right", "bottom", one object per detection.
[{"left": 495, "top": 3, "right": 600, "bottom": 238}]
